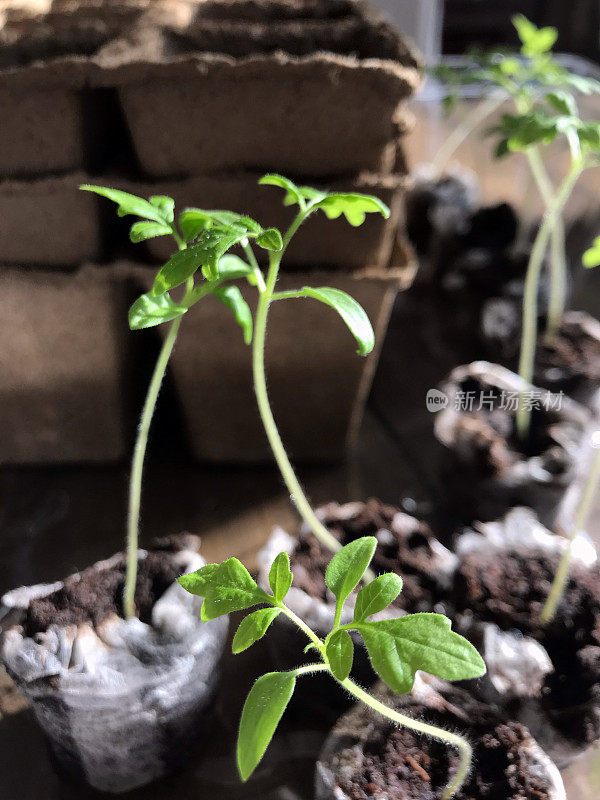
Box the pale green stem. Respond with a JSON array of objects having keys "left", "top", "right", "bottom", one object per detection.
[
  {"left": 516, "top": 162, "right": 584, "bottom": 439},
  {"left": 252, "top": 252, "right": 342, "bottom": 557},
  {"left": 525, "top": 147, "right": 568, "bottom": 336},
  {"left": 294, "top": 663, "right": 329, "bottom": 678},
  {"left": 540, "top": 446, "right": 600, "bottom": 624},
  {"left": 124, "top": 314, "right": 184, "bottom": 617},
  {"left": 123, "top": 257, "right": 194, "bottom": 618},
  {"left": 280, "top": 604, "right": 325, "bottom": 651},
  {"left": 250, "top": 208, "right": 378, "bottom": 572},
  {"left": 340, "top": 678, "right": 473, "bottom": 800},
  {"left": 432, "top": 93, "right": 506, "bottom": 176}
]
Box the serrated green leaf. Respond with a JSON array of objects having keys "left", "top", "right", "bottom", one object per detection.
[
  {"left": 214, "top": 285, "right": 253, "bottom": 345},
  {"left": 178, "top": 558, "right": 271, "bottom": 621},
  {"left": 298, "top": 287, "right": 374, "bottom": 356},
  {"left": 232, "top": 608, "right": 281, "bottom": 654},
  {"left": 583, "top": 239, "right": 600, "bottom": 268},
  {"left": 325, "top": 536, "right": 377, "bottom": 621},
  {"left": 128, "top": 291, "right": 187, "bottom": 330},
  {"left": 353, "top": 573, "right": 403, "bottom": 622},
  {"left": 326, "top": 629, "right": 353, "bottom": 681},
  {"left": 153, "top": 227, "right": 246, "bottom": 292},
  {"left": 129, "top": 220, "right": 173, "bottom": 243},
  {"left": 80, "top": 185, "right": 168, "bottom": 225},
  {"left": 149, "top": 195, "right": 175, "bottom": 224},
  {"left": 179, "top": 208, "right": 213, "bottom": 242},
  {"left": 237, "top": 671, "right": 296, "bottom": 781},
  {"left": 357, "top": 613, "right": 486, "bottom": 695},
  {"left": 269, "top": 552, "right": 293, "bottom": 602},
  {"left": 313, "top": 193, "right": 390, "bottom": 227},
  {"left": 256, "top": 227, "right": 283, "bottom": 251},
  {"left": 259, "top": 173, "right": 304, "bottom": 208}
]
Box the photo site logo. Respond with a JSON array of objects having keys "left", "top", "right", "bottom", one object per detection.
[{"left": 425, "top": 388, "right": 565, "bottom": 413}]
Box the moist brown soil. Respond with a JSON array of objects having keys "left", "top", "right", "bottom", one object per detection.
[
  {"left": 454, "top": 550, "right": 600, "bottom": 743},
  {"left": 25, "top": 550, "right": 182, "bottom": 636},
  {"left": 334, "top": 704, "right": 551, "bottom": 800},
  {"left": 289, "top": 499, "right": 450, "bottom": 613}
]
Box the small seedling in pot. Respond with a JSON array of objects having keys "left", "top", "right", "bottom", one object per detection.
[
  {"left": 432, "top": 16, "right": 600, "bottom": 438},
  {"left": 81, "top": 178, "right": 388, "bottom": 615},
  {"left": 178, "top": 536, "right": 486, "bottom": 798}
]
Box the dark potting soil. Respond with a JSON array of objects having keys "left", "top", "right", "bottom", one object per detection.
[
  {"left": 454, "top": 549, "right": 600, "bottom": 743},
  {"left": 289, "top": 499, "right": 450, "bottom": 613},
  {"left": 333, "top": 707, "right": 551, "bottom": 800},
  {"left": 24, "top": 550, "right": 182, "bottom": 636},
  {"left": 453, "top": 375, "right": 571, "bottom": 468}
]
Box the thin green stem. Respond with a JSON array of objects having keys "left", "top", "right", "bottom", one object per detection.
[
  {"left": 280, "top": 604, "right": 325, "bottom": 650},
  {"left": 242, "top": 242, "right": 267, "bottom": 292},
  {"left": 251, "top": 229, "right": 344, "bottom": 559},
  {"left": 340, "top": 678, "right": 472, "bottom": 800},
  {"left": 540, "top": 446, "right": 600, "bottom": 624},
  {"left": 516, "top": 161, "right": 583, "bottom": 439},
  {"left": 293, "top": 663, "right": 329, "bottom": 678},
  {"left": 124, "top": 314, "right": 184, "bottom": 617},
  {"left": 525, "top": 147, "right": 568, "bottom": 336},
  {"left": 123, "top": 243, "right": 193, "bottom": 617}
]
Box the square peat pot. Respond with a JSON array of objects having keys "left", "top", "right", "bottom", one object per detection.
[
  {"left": 145, "top": 258, "right": 415, "bottom": 463},
  {"left": 126, "top": 171, "right": 407, "bottom": 272},
  {"left": 107, "top": 19, "right": 420, "bottom": 178},
  {"left": 0, "top": 173, "right": 103, "bottom": 267},
  {"left": 0, "top": 265, "right": 129, "bottom": 464}
]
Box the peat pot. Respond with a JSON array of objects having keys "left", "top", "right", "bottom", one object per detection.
[
  {"left": 434, "top": 361, "right": 588, "bottom": 528},
  {"left": 316, "top": 675, "right": 565, "bottom": 800},
  {"left": 0, "top": 537, "right": 228, "bottom": 793}
]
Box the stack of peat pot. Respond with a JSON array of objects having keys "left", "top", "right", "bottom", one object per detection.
[{"left": 0, "top": 0, "right": 421, "bottom": 465}]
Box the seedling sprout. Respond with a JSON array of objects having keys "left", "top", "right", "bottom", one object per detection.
[
  {"left": 81, "top": 178, "right": 387, "bottom": 616},
  {"left": 178, "top": 536, "right": 486, "bottom": 798}
]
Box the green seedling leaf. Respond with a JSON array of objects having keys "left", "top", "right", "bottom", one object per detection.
[
  {"left": 353, "top": 573, "right": 403, "bottom": 622},
  {"left": 326, "top": 629, "right": 353, "bottom": 681},
  {"left": 232, "top": 608, "right": 281, "bottom": 654},
  {"left": 256, "top": 227, "right": 283, "bottom": 251},
  {"left": 153, "top": 227, "right": 247, "bottom": 292},
  {"left": 259, "top": 174, "right": 304, "bottom": 208},
  {"left": 179, "top": 208, "right": 213, "bottom": 242},
  {"left": 298, "top": 287, "right": 375, "bottom": 355},
  {"left": 513, "top": 14, "right": 557, "bottom": 57},
  {"left": 313, "top": 193, "right": 390, "bottom": 227},
  {"left": 583, "top": 238, "right": 600, "bottom": 268},
  {"left": 149, "top": 195, "right": 175, "bottom": 224},
  {"left": 356, "top": 613, "right": 486, "bottom": 695},
  {"left": 129, "top": 220, "right": 172, "bottom": 243},
  {"left": 178, "top": 558, "right": 271, "bottom": 621},
  {"left": 238, "top": 671, "right": 296, "bottom": 781},
  {"left": 214, "top": 286, "right": 253, "bottom": 344},
  {"left": 207, "top": 210, "right": 261, "bottom": 236},
  {"left": 325, "top": 536, "right": 377, "bottom": 620},
  {"left": 128, "top": 291, "right": 187, "bottom": 330},
  {"left": 80, "top": 185, "right": 170, "bottom": 225},
  {"left": 269, "top": 552, "right": 293, "bottom": 602}
]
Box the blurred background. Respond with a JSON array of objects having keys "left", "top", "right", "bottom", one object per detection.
[{"left": 1, "top": 1, "right": 600, "bottom": 797}]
